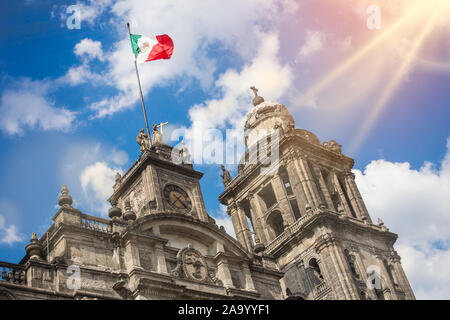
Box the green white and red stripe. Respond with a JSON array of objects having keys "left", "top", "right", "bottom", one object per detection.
[{"left": 129, "top": 34, "right": 174, "bottom": 64}]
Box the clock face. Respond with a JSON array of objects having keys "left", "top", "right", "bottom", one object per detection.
[{"left": 163, "top": 184, "right": 192, "bottom": 213}]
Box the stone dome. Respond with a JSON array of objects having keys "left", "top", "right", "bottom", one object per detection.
[{"left": 244, "top": 100, "right": 295, "bottom": 148}]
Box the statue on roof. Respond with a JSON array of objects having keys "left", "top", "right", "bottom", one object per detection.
[
  {"left": 220, "top": 165, "right": 232, "bottom": 187},
  {"left": 179, "top": 140, "right": 191, "bottom": 163},
  {"left": 152, "top": 123, "right": 163, "bottom": 145},
  {"left": 136, "top": 129, "right": 150, "bottom": 152}
]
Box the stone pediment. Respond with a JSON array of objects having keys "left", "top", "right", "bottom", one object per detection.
[{"left": 126, "top": 212, "right": 250, "bottom": 260}]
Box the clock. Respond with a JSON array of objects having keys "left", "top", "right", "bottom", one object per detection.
[{"left": 163, "top": 184, "right": 192, "bottom": 213}]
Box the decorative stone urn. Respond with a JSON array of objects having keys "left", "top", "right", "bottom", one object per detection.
[
  {"left": 123, "top": 200, "right": 136, "bottom": 222},
  {"left": 58, "top": 185, "right": 73, "bottom": 207},
  {"left": 25, "top": 233, "right": 44, "bottom": 260},
  {"left": 253, "top": 235, "right": 265, "bottom": 254},
  {"left": 108, "top": 205, "right": 122, "bottom": 219}
]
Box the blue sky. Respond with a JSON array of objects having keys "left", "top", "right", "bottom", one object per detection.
[{"left": 0, "top": 0, "right": 449, "bottom": 298}]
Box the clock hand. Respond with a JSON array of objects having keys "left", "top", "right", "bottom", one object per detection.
[{"left": 173, "top": 194, "right": 188, "bottom": 209}]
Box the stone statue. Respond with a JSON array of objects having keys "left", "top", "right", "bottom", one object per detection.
[
  {"left": 115, "top": 172, "right": 122, "bottom": 183},
  {"left": 179, "top": 140, "right": 191, "bottom": 163},
  {"left": 329, "top": 140, "right": 342, "bottom": 153},
  {"left": 220, "top": 165, "right": 232, "bottom": 187},
  {"left": 322, "top": 140, "right": 342, "bottom": 154},
  {"left": 152, "top": 123, "right": 163, "bottom": 145},
  {"left": 136, "top": 129, "right": 150, "bottom": 152}
]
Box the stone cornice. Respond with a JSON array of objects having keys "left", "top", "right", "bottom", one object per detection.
[
  {"left": 120, "top": 230, "right": 169, "bottom": 246},
  {"left": 218, "top": 132, "right": 355, "bottom": 204},
  {"left": 0, "top": 281, "right": 119, "bottom": 300},
  {"left": 265, "top": 209, "right": 398, "bottom": 258}
]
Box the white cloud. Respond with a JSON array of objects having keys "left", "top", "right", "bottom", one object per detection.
[
  {"left": 111, "top": 149, "right": 129, "bottom": 166},
  {"left": 58, "top": 143, "right": 128, "bottom": 216},
  {"left": 0, "top": 215, "right": 23, "bottom": 245},
  {"left": 80, "top": 162, "right": 120, "bottom": 215},
  {"left": 56, "top": 0, "right": 113, "bottom": 26},
  {"left": 0, "top": 79, "right": 76, "bottom": 135},
  {"left": 74, "top": 38, "right": 104, "bottom": 61},
  {"left": 60, "top": 39, "right": 108, "bottom": 86},
  {"left": 354, "top": 137, "right": 450, "bottom": 299},
  {"left": 295, "top": 30, "right": 325, "bottom": 62},
  {"left": 82, "top": 0, "right": 296, "bottom": 118},
  {"left": 63, "top": 64, "right": 104, "bottom": 86},
  {"left": 213, "top": 206, "right": 236, "bottom": 239},
  {"left": 183, "top": 31, "right": 293, "bottom": 164}
]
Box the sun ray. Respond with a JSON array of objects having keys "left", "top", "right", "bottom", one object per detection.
[
  {"left": 349, "top": 3, "right": 445, "bottom": 153},
  {"left": 417, "top": 57, "right": 450, "bottom": 73},
  {"left": 302, "top": 2, "right": 424, "bottom": 101}
]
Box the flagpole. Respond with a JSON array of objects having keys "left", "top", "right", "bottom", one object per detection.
[{"left": 127, "top": 22, "right": 152, "bottom": 147}]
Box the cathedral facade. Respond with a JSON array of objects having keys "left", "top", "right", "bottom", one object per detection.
[{"left": 0, "top": 89, "right": 414, "bottom": 300}]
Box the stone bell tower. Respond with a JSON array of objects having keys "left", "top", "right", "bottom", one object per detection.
[
  {"left": 108, "top": 137, "right": 211, "bottom": 224},
  {"left": 219, "top": 87, "right": 415, "bottom": 300}
]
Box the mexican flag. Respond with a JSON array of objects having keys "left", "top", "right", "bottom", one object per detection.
[{"left": 129, "top": 34, "right": 174, "bottom": 64}]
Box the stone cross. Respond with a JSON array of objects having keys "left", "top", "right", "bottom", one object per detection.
[
  {"left": 157, "top": 122, "right": 169, "bottom": 135},
  {"left": 250, "top": 86, "right": 259, "bottom": 97}
]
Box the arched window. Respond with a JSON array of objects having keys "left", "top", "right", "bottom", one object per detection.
[
  {"left": 279, "top": 166, "right": 293, "bottom": 195},
  {"left": 268, "top": 211, "right": 284, "bottom": 237}
]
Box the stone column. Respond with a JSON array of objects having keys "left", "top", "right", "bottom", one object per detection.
[
  {"left": 145, "top": 165, "right": 163, "bottom": 210},
  {"left": 314, "top": 235, "right": 352, "bottom": 300},
  {"left": 237, "top": 203, "right": 254, "bottom": 252},
  {"left": 271, "top": 175, "right": 295, "bottom": 225},
  {"left": 285, "top": 158, "right": 308, "bottom": 216},
  {"left": 192, "top": 185, "right": 209, "bottom": 223},
  {"left": 216, "top": 256, "right": 234, "bottom": 288},
  {"left": 248, "top": 194, "right": 269, "bottom": 244},
  {"left": 331, "top": 172, "right": 352, "bottom": 217},
  {"left": 349, "top": 249, "right": 376, "bottom": 299},
  {"left": 334, "top": 245, "right": 360, "bottom": 299},
  {"left": 390, "top": 252, "right": 415, "bottom": 299},
  {"left": 228, "top": 204, "right": 251, "bottom": 252},
  {"left": 375, "top": 255, "right": 397, "bottom": 300},
  {"left": 292, "top": 157, "right": 322, "bottom": 208},
  {"left": 123, "top": 236, "right": 142, "bottom": 272},
  {"left": 154, "top": 243, "right": 168, "bottom": 274},
  {"left": 311, "top": 163, "right": 334, "bottom": 210},
  {"left": 241, "top": 262, "right": 256, "bottom": 291},
  {"left": 343, "top": 171, "right": 372, "bottom": 223}
]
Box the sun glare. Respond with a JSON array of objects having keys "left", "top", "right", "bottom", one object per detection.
[{"left": 301, "top": 0, "right": 450, "bottom": 153}]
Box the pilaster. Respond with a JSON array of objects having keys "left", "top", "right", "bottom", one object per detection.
[
  {"left": 271, "top": 175, "right": 295, "bottom": 225},
  {"left": 248, "top": 193, "right": 269, "bottom": 244}
]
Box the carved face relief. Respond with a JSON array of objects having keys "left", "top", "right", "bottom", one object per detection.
[
  {"left": 163, "top": 184, "right": 192, "bottom": 214},
  {"left": 181, "top": 248, "right": 208, "bottom": 282}
]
